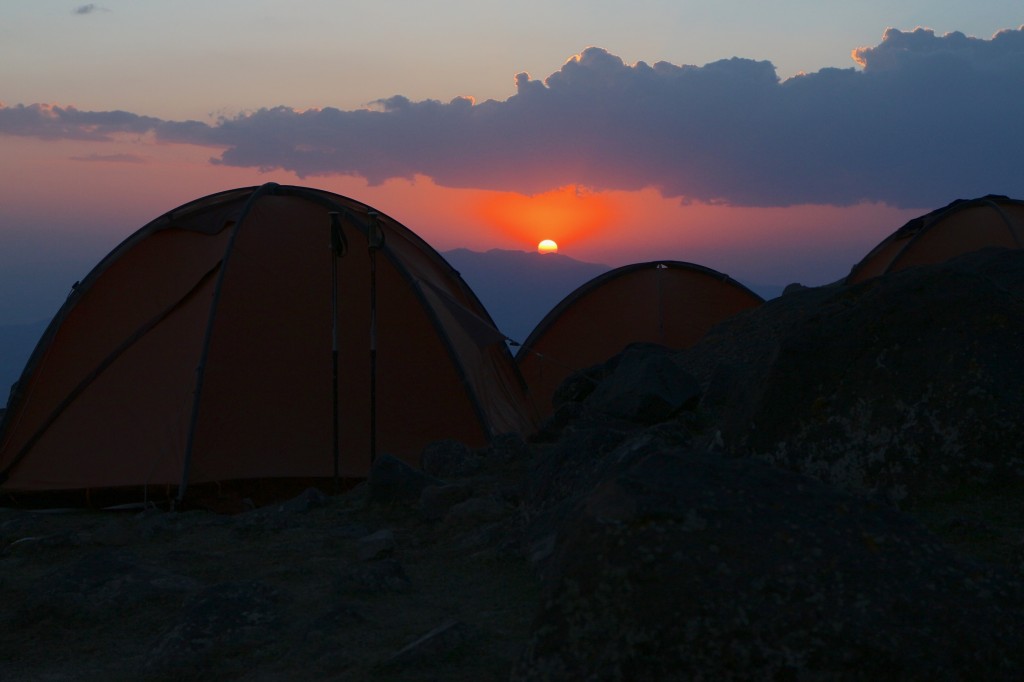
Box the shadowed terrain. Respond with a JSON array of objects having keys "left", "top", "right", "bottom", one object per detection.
[{"left": 2, "top": 247, "right": 1023, "bottom": 680}]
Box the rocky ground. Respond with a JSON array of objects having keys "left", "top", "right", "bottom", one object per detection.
[
  {"left": 0, "top": 445, "right": 542, "bottom": 682},
  {"left": 2, "top": 247, "right": 1024, "bottom": 680}
]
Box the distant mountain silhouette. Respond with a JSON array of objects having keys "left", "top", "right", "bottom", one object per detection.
[
  {"left": 442, "top": 249, "right": 610, "bottom": 344},
  {"left": 443, "top": 248, "right": 786, "bottom": 346}
]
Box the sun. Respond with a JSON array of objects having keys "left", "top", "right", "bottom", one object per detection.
[
  {"left": 473, "top": 185, "right": 619, "bottom": 254},
  {"left": 537, "top": 239, "right": 559, "bottom": 254}
]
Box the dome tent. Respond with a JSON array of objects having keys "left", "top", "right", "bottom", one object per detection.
[
  {"left": 846, "top": 195, "right": 1024, "bottom": 284},
  {"left": 515, "top": 261, "right": 763, "bottom": 417},
  {"left": 0, "top": 184, "right": 536, "bottom": 508}
]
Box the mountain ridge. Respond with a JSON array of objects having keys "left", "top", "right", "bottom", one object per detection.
[{"left": 442, "top": 248, "right": 611, "bottom": 344}]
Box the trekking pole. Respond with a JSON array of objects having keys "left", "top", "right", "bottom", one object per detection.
[
  {"left": 366, "top": 211, "right": 385, "bottom": 464},
  {"left": 329, "top": 212, "right": 347, "bottom": 493}
]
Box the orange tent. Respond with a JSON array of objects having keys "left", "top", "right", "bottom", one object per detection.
[
  {"left": 0, "top": 184, "right": 536, "bottom": 507},
  {"left": 515, "top": 261, "right": 763, "bottom": 417},
  {"left": 847, "top": 195, "right": 1024, "bottom": 284}
]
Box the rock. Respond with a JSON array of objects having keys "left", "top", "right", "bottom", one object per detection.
[
  {"left": 308, "top": 603, "right": 367, "bottom": 632},
  {"left": 1, "top": 529, "right": 81, "bottom": 557},
  {"left": 146, "top": 581, "right": 281, "bottom": 675},
  {"left": 87, "top": 517, "right": 142, "bottom": 546},
  {"left": 514, "top": 448, "right": 1024, "bottom": 680},
  {"left": 680, "top": 249, "right": 1024, "bottom": 510},
  {"left": 48, "top": 549, "right": 198, "bottom": 612},
  {"left": 582, "top": 343, "right": 701, "bottom": 425},
  {"left": 487, "top": 432, "right": 533, "bottom": 463},
  {"left": 356, "top": 528, "right": 396, "bottom": 561},
  {"left": 551, "top": 363, "right": 608, "bottom": 409},
  {"left": 274, "top": 486, "right": 330, "bottom": 514},
  {"left": 141, "top": 508, "right": 229, "bottom": 540},
  {"left": 419, "top": 483, "right": 473, "bottom": 522},
  {"left": 336, "top": 559, "right": 412, "bottom": 593},
  {"left": 527, "top": 428, "right": 625, "bottom": 506},
  {"left": 531, "top": 401, "right": 586, "bottom": 442},
  {"left": 385, "top": 619, "right": 474, "bottom": 667},
  {"left": 422, "top": 439, "right": 480, "bottom": 478},
  {"left": 522, "top": 427, "right": 689, "bottom": 579},
  {"left": 368, "top": 453, "right": 442, "bottom": 505},
  {"left": 445, "top": 496, "right": 509, "bottom": 524},
  {"left": 452, "top": 522, "right": 504, "bottom": 554}
]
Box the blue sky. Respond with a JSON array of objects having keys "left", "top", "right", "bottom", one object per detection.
[{"left": 5, "top": 1, "right": 1020, "bottom": 117}]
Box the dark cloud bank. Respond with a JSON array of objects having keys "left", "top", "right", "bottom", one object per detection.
[{"left": 2, "top": 27, "right": 1022, "bottom": 207}]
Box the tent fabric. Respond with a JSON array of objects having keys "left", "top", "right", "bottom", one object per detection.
[
  {"left": 0, "top": 184, "right": 536, "bottom": 505},
  {"left": 515, "top": 261, "right": 763, "bottom": 417},
  {"left": 846, "top": 195, "right": 1024, "bottom": 284}
]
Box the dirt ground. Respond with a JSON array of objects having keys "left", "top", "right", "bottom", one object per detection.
[{"left": 0, "top": 457, "right": 542, "bottom": 682}]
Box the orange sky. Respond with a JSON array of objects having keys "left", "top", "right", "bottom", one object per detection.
[
  {"left": 346, "top": 176, "right": 921, "bottom": 285},
  {"left": 0, "top": 135, "right": 924, "bottom": 296},
  {"left": 472, "top": 185, "right": 621, "bottom": 249}
]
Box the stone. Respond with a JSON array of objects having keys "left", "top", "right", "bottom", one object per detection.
[
  {"left": 146, "top": 581, "right": 281, "bottom": 675},
  {"left": 421, "top": 439, "right": 481, "bottom": 478},
  {"left": 550, "top": 363, "right": 607, "bottom": 409},
  {"left": 356, "top": 528, "right": 396, "bottom": 561},
  {"left": 583, "top": 344, "right": 701, "bottom": 424},
  {"left": 368, "top": 453, "right": 442, "bottom": 505},
  {"left": 487, "top": 432, "right": 533, "bottom": 463},
  {"left": 419, "top": 483, "right": 473, "bottom": 522},
  {"left": 49, "top": 549, "right": 199, "bottom": 612},
  {"left": 274, "top": 486, "right": 330, "bottom": 514},
  {"left": 386, "top": 619, "right": 473, "bottom": 667},
  {"left": 336, "top": 559, "right": 412, "bottom": 594},
  {"left": 445, "top": 496, "right": 509, "bottom": 524}
]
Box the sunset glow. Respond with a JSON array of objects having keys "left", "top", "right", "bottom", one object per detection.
[{"left": 472, "top": 185, "right": 619, "bottom": 252}]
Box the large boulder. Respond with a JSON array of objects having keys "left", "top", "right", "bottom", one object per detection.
[
  {"left": 367, "top": 453, "right": 442, "bottom": 505},
  {"left": 582, "top": 344, "right": 700, "bottom": 424},
  {"left": 522, "top": 425, "right": 686, "bottom": 575},
  {"left": 680, "top": 248, "right": 1024, "bottom": 512}
]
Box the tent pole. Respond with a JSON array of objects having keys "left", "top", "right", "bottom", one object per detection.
[
  {"left": 329, "top": 212, "right": 347, "bottom": 494},
  {"left": 178, "top": 184, "right": 279, "bottom": 506},
  {"left": 367, "top": 211, "right": 384, "bottom": 465},
  {"left": 332, "top": 255, "right": 340, "bottom": 492}
]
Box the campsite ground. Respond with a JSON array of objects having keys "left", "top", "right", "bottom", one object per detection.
[
  {"left": 3, "top": 436, "right": 1023, "bottom": 682},
  {"left": 5, "top": 248, "right": 1024, "bottom": 680},
  {"left": 0, "top": 454, "right": 542, "bottom": 681}
]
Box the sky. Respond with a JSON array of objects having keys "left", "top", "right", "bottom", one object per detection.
[{"left": 1, "top": 1, "right": 1023, "bottom": 325}]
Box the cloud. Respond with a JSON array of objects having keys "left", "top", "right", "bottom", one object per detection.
[
  {"left": 852, "top": 26, "right": 1024, "bottom": 70},
  {"left": 0, "top": 103, "right": 163, "bottom": 141},
  {"left": 73, "top": 4, "right": 107, "bottom": 15},
  {"left": 2, "top": 27, "right": 1023, "bottom": 208}
]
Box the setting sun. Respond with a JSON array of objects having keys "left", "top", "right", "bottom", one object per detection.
[
  {"left": 472, "top": 185, "right": 618, "bottom": 254},
  {"left": 538, "top": 239, "right": 558, "bottom": 254}
]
